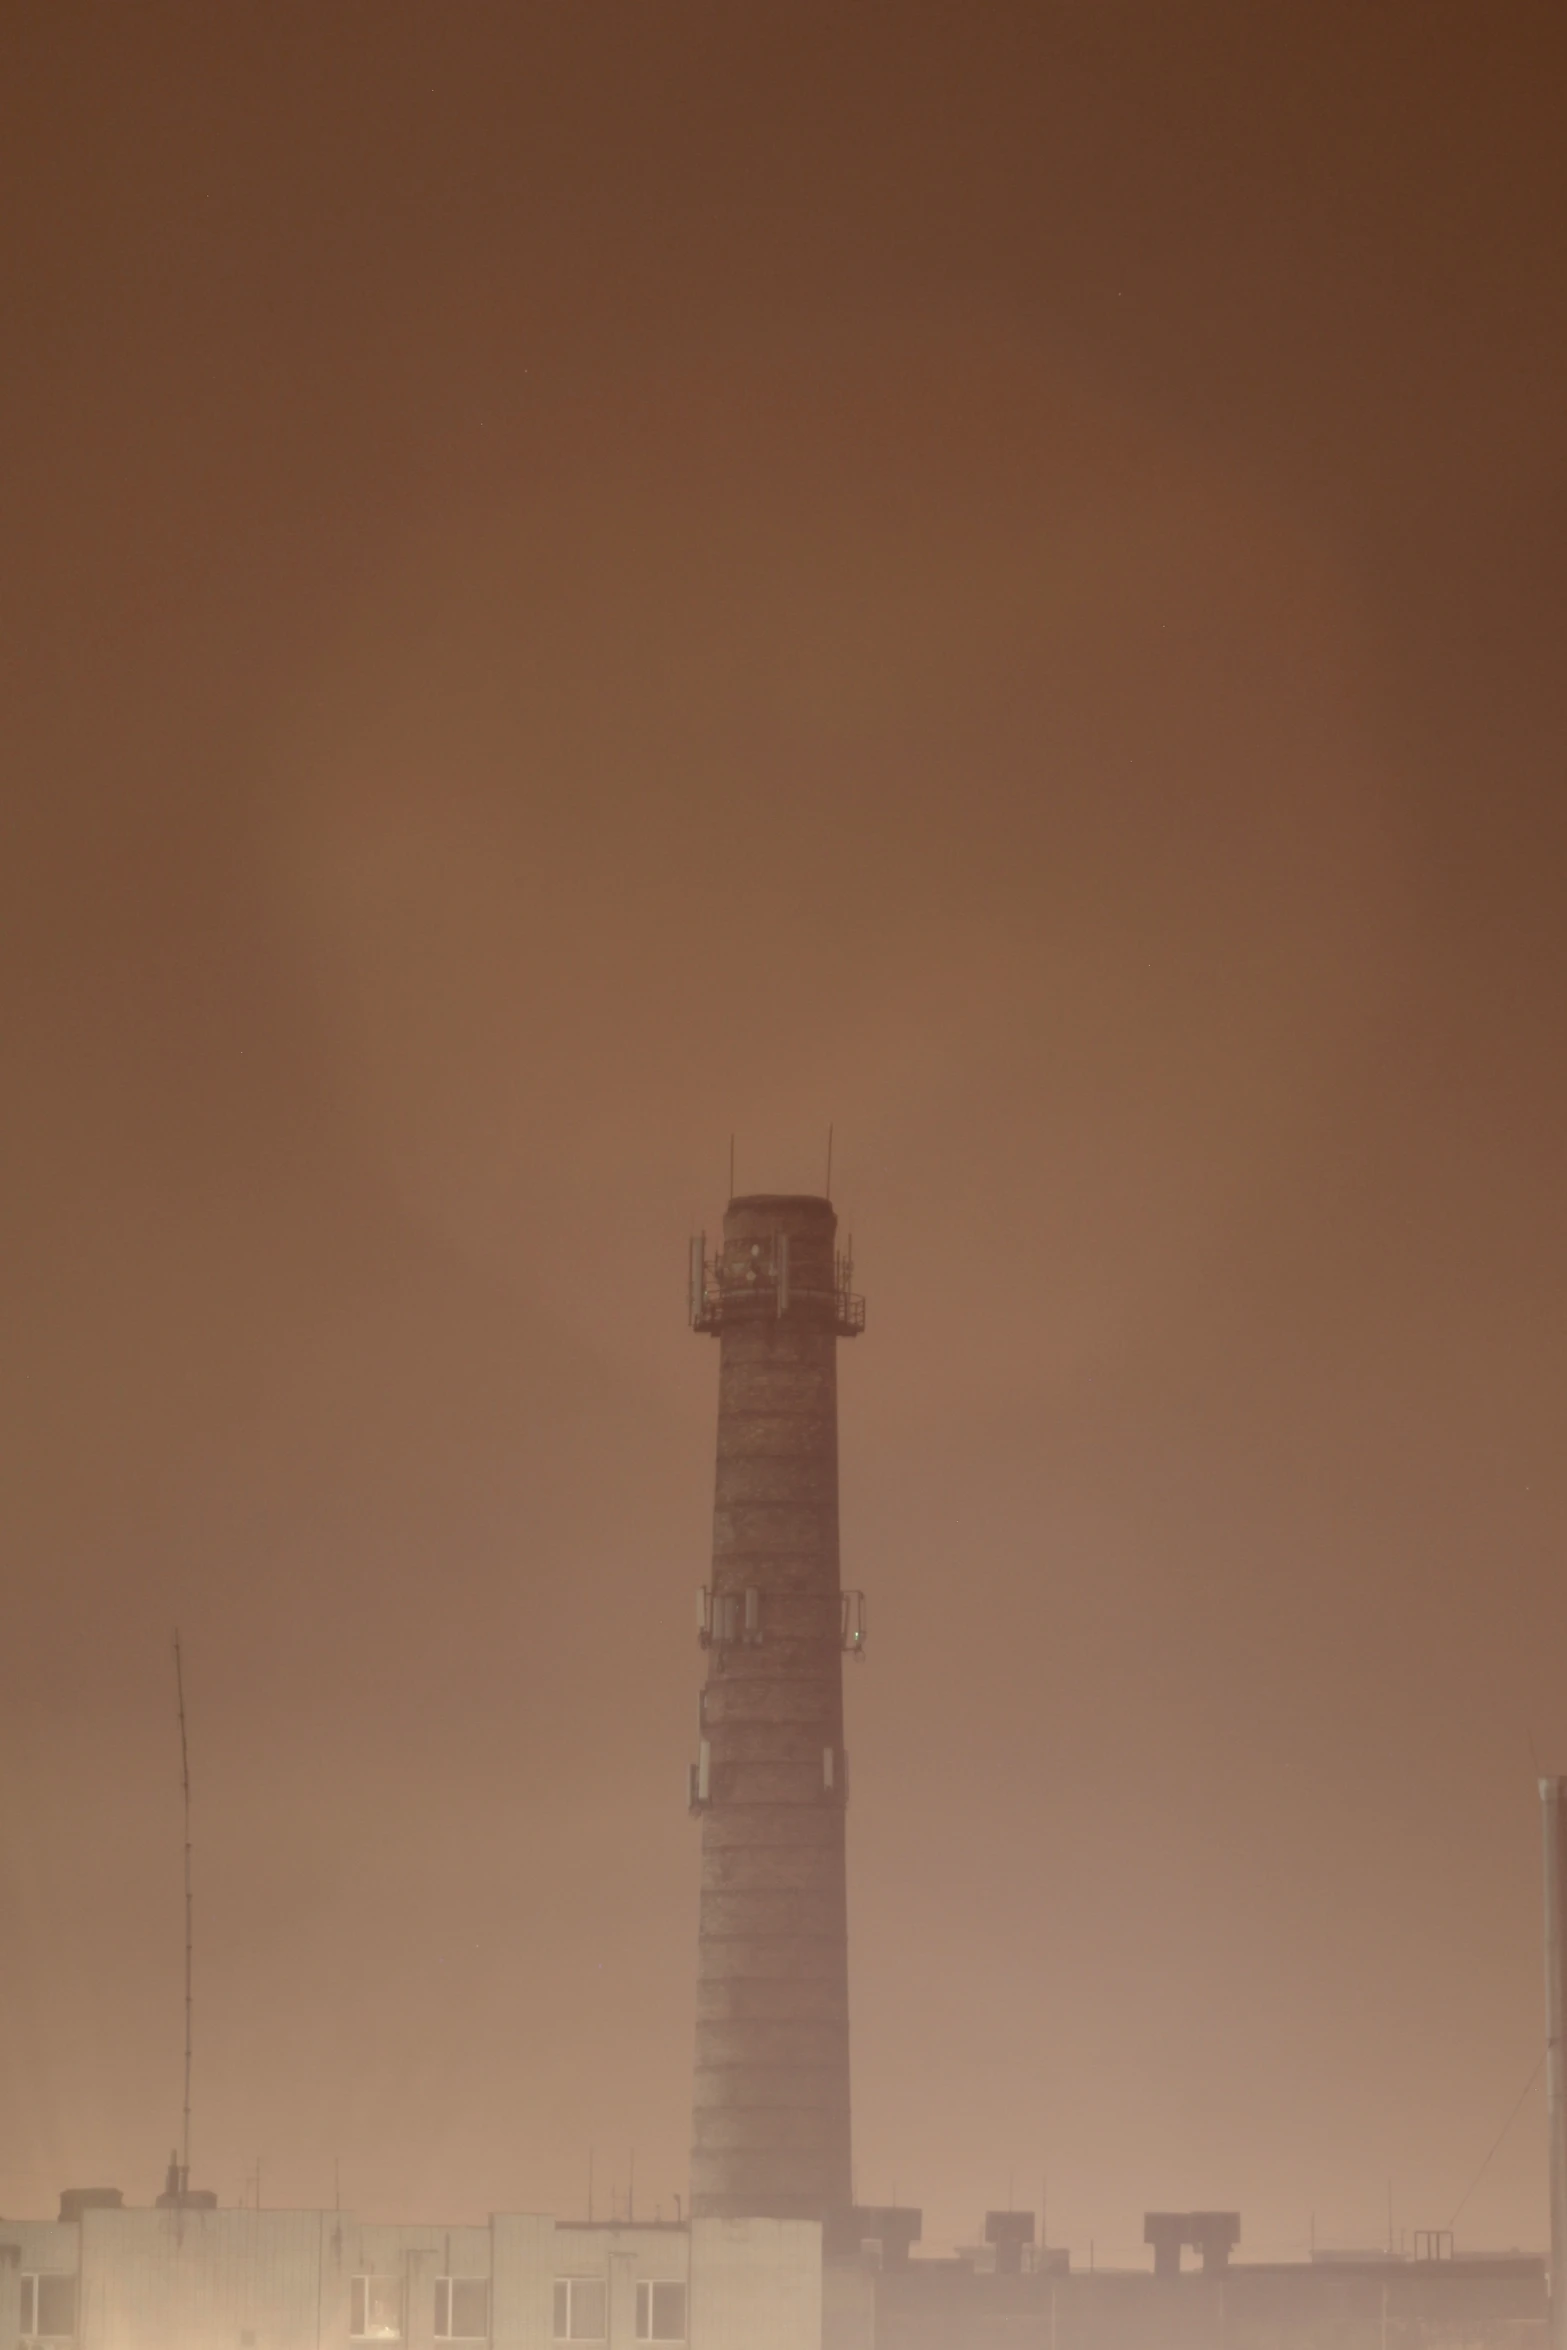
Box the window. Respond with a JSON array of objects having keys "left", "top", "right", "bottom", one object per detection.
[
  {"left": 434, "top": 2278, "right": 488, "bottom": 2340},
  {"left": 636, "top": 2281, "right": 687, "bottom": 2342},
  {"left": 20, "top": 2277, "right": 78, "bottom": 2338},
  {"left": 351, "top": 2276, "right": 402, "bottom": 2339},
  {"left": 552, "top": 2278, "right": 606, "bottom": 2341}
]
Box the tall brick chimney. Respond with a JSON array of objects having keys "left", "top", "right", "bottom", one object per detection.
[{"left": 686, "top": 1194, "right": 865, "bottom": 2222}]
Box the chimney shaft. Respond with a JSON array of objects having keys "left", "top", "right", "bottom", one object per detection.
[{"left": 688, "top": 1194, "right": 861, "bottom": 2222}]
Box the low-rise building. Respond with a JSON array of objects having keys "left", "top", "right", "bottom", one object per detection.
[
  {"left": 1, "top": 2195, "right": 1545, "bottom": 2350},
  {"left": 0, "top": 2202, "right": 819, "bottom": 2350}
]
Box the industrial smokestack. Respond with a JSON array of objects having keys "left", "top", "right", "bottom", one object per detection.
[
  {"left": 1544, "top": 1778, "right": 1567, "bottom": 2350},
  {"left": 687, "top": 1194, "right": 864, "bottom": 2223}
]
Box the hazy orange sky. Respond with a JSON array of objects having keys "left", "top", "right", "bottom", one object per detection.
[{"left": 4, "top": 2, "right": 1566, "bottom": 2262}]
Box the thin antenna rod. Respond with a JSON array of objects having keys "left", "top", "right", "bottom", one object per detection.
[
  {"left": 825, "top": 1125, "right": 833, "bottom": 1200},
  {"left": 728, "top": 1135, "right": 735, "bottom": 1201},
  {"left": 173, "top": 1631, "right": 193, "bottom": 2194}
]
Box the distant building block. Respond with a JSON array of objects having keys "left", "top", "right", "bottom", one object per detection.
[
  {"left": 826, "top": 2208, "right": 922, "bottom": 2269},
  {"left": 1144, "top": 2212, "right": 1241, "bottom": 2279},
  {"left": 985, "top": 2212, "right": 1037, "bottom": 2277}
]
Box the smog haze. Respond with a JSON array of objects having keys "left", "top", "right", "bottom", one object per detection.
[{"left": 4, "top": 1, "right": 1566, "bottom": 2265}]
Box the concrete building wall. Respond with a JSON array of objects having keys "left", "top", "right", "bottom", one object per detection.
[
  {"left": 5, "top": 2209, "right": 719, "bottom": 2350},
  {"left": 403, "top": 2246, "right": 441, "bottom": 2350},
  {"left": 822, "top": 2257, "right": 876, "bottom": 2350},
  {"left": 64, "top": 2211, "right": 509, "bottom": 2350},
  {"left": 0, "top": 2245, "right": 19, "bottom": 2350},
  {"left": 1, "top": 2221, "right": 78, "bottom": 2350},
  {"left": 79, "top": 2208, "right": 323, "bottom": 2350},
  {"left": 6, "top": 2210, "right": 81, "bottom": 2339},
  {"left": 868, "top": 2257, "right": 1549, "bottom": 2350},
  {"left": 6, "top": 2201, "right": 1553, "bottom": 2350},
  {"left": 688, "top": 2217, "right": 822, "bottom": 2350},
  {"left": 490, "top": 2216, "right": 554, "bottom": 2350},
  {"left": 7, "top": 2221, "right": 81, "bottom": 2273},
  {"left": 314, "top": 2212, "right": 353, "bottom": 2350}
]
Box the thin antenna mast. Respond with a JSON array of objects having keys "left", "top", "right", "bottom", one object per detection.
[
  {"left": 173, "top": 1631, "right": 193, "bottom": 2197},
  {"left": 825, "top": 1125, "right": 833, "bottom": 1200}
]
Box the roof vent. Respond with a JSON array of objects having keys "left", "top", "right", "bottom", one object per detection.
[
  {"left": 58, "top": 2188, "right": 122, "bottom": 2224},
  {"left": 154, "top": 2152, "right": 217, "bottom": 2212},
  {"left": 1144, "top": 2212, "right": 1240, "bottom": 2280},
  {"left": 985, "top": 2211, "right": 1036, "bottom": 2276}
]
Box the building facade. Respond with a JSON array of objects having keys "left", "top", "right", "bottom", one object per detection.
[
  {"left": 1, "top": 2201, "right": 1545, "bottom": 2350},
  {"left": 0, "top": 2205, "right": 820, "bottom": 2350}
]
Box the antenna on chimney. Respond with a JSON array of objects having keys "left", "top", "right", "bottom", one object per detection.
[{"left": 174, "top": 1631, "right": 193, "bottom": 2201}]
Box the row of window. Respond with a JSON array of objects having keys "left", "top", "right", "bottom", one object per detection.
[
  {"left": 14, "top": 2266, "right": 685, "bottom": 2346},
  {"left": 350, "top": 2272, "right": 686, "bottom": 2344},
  {"left": 558, "top": 2278, "right": 687, "bottom": 2342}
]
